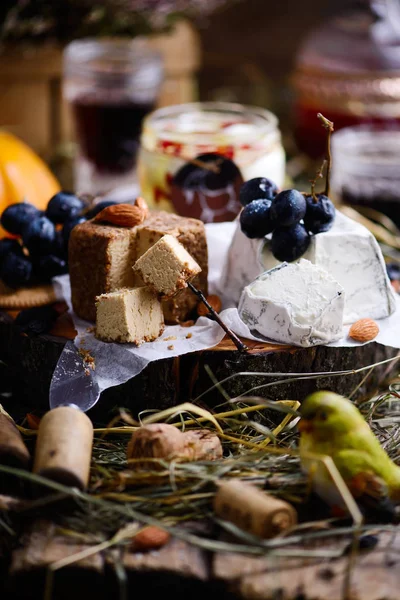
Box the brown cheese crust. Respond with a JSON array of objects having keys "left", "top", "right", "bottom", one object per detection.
[{"left": 69, "top": 210, "right": 208, "bottom": 323}]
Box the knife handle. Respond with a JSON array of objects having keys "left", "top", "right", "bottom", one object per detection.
[{"left": 33, "top": 406, "right": 93, "bottom": 491}]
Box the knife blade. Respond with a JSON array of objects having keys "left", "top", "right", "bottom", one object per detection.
[
  {"left": 49, "top": 340, "right": 100, "bottom": 412},
  {"left": 32, "top": 340, "right": 97, "bottom": 491}
]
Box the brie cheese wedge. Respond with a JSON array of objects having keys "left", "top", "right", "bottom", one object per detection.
[
  {"left": 222, "top": 210, "right": 396, "bottom": 324},
  {"left": 238, "top": 259, "right": 345, "bottom": 347}
]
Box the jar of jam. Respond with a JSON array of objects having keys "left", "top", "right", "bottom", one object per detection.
[
  {"left": 137, "top": 101, "right": 285, "bottom": 222},
  {"left": 331, "top": 124, "right": 400, "bottom": 228},
  {"left": 292, "top": 0, "right": 400, "bottom": 158}
]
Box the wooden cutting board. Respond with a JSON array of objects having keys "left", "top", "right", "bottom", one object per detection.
[{"left": 0, "top": 307, "right": 398, "bottom": 424}]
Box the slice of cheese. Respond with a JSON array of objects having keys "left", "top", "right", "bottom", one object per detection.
[
  {"left": 222, "top": 211, "right": 396, "bottom": 324},
  {"left": 133, "top": 234, "right": 201, "bottom": 297},
  {"left": 95, "top": 287, "right": 164, "bottom": 345},
  {"left": 238, "top": 259, "right": 345, "bottom": 347}
]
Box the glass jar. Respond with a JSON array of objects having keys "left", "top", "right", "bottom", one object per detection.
[
  {"left": 63, "top": 38, "right": 163, "bottom": 195},
  {"left": 291, "top": 0, "right": 400, "bottom": 158},
  {"left": 331, "top": 124, "right": 400, "bottom": 228},
  {"left": 137, "top": 101, "right": 285, "bottom": 222}
]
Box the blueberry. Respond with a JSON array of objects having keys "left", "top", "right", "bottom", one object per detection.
[
  {"left": 0, "top": 238, "right": 24, "bottom": 264},
  {"left": 22, "top": 216, "right": 56, "bottom": 256},
  {"left": 304, "top": 194, "right": 336, "bottom": 234},
  {"left": 1, "top": 202, "right": 41, "bottom": 235},
  {"left": 62, "top": 216, "right": 86, "bottom": 249},
  {"left": 46, "top": 191, "right": 85, "bottom": 224},
  {"left": 240, "top": 199, "right": 275, "bottom": 238},
  {"left": 85, "top": 200, "right": 118, "bottom": 220},
  {"left": 0, "top": 252, "right": 32, "bottom": 288},
  {"left": 33, "top": 254, "right": 68, "bottom": 282},
  {"left": 271, "top": 223, "right": 311, "bottom": 262},
  {"left": 386, "top": 262, "right": 400, "bottom": 281},
  {"left": 239, "top": 177, "right": 279, "bottom": 207},
  {"left": 270, "top": 189, "right": 307, "bottom": 227}
]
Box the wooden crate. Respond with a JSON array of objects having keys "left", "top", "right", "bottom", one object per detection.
[{"left": 0, "top": 20, "right": 201, "bottom": 161}]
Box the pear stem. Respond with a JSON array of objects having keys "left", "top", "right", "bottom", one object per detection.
[{"left": 317, "top": 113, "right": 334, "bottom": 197}]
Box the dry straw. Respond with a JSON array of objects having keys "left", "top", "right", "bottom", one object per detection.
[{"left": 0, "top": 354, "right": 399, "bottom": 599}]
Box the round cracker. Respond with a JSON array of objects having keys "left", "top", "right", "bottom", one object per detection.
[{"left": 0, "top": 281, "right": 57, "bottom": 309}]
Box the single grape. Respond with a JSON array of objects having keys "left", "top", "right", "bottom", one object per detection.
[
  {"left": 46, "top": 191, "right": 85, "bottom": 224},
  {"left": 0, "top": 252, "right": 33, "bottom": 287},
  {"left": 1, "top": 202, "right": 41, "bottom": 235},
  {"left": 270, "top": 189, "right": 307, "bottom": 227},
  {"left": 0, "top": 238, "right": 24, "bottom": 264},
  {"left": 304, "top": 194, "right": 336, "bottom": 234},
  {"left": 22, "top": 216, "right": 56, "bottom": 256},
  {"left": 271, "top": 223, "right": 311, "bottom": 262},
  {"left": 240, "top": 199, "right": 275, "bottom": 238},
  {"left": 239, "top": 177, "right": 278, "bottom": 207}
]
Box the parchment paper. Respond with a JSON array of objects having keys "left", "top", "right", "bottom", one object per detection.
[{"left": 53, "top": 220, "right": 400, "bottom": 396}]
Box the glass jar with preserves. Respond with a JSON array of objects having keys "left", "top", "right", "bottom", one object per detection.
[
  {"left": 137, "top": 101, "right": 285, "bottom": 222},
  {"left": 331, "top": 124, "right": 400, "bottom": 228},
  {"left": 292, "top": 0, "right": 400, "bottom": 158}
]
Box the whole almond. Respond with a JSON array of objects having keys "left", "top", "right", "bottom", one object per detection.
[
  {"left": 132, "top": 526, "right": 170, "bottom": 551},
  {"left": 349, "top": 318, "right": 379, "bottom": 342},
  {"left": 94, "top": 198, "right": 148, "bottom": 227},
  {"left": 197, "top": 294, "right": 222, "bottom": 317}
]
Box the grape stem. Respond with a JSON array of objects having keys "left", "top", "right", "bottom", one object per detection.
[
  {"left": 310, "top": 159, "right": 327, "bottom": 203},
  {"left": 317, "top": 113, "right": 334, "bottom": 197}
]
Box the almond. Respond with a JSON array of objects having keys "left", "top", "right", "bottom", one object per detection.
[
  {"left": 132, "top": 526, "right": 170, "bottom": 551},
  {"left": 94, "top": 198, "right": 149, "bottom": 227},
  {"left": 348, "top": 318, "right": 379, "bottom": 342},
  {"left": 197, "top": 294, "right": 222, "bottom": 317}
]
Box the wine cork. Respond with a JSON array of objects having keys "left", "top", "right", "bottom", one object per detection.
[
  {"left": 0, "top": 414, "right": 30, "bottom": 469},
  {"left": 33, "top": 407, "right": 93, "bottom": 490},
  {"left": 214, "top": 480, "right": 297, "bottom": 539},
  {"left": 127, "top": 424, "right": 223, "bottom": 468},
  {"left": 127, "top": 423, "right": 186, "bottom": 468},
  {"left": 182, "top": 429, "right": 223, "bottom": 461}
]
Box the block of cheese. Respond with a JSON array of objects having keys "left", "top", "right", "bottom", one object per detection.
[
  {"left": 95, "top": 287, "right": 164, "bottom": 344},
  {"left": 69, "top": 210, "right": 208, "bottom": 323},
  {"left": 222, "top": 210, "right": 396, "bottom": 324},
  {"left": 133, "top": 234, "right": 201, "bottom": 297},
  {"left": 238, "top": 259, "right": 345, "bottom": 347}
]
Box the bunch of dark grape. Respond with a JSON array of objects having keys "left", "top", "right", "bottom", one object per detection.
[
  {"left": 0, "top": 193, "right": 118, "bottom": 288},
  {"left": 239, "top": 177, "right": 336, "bottom": 262}
]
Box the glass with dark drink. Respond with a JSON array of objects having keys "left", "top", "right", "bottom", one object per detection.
[
  {"left": 331, "top": 125, "right": 400, "bottom": 229},
  {"left": 63, "top": 38, "right": 163, "bottom": 195}
]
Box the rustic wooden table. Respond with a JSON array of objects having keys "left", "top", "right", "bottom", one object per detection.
[{"left": 1, "top": 307, "right": 400, "bottom": 600}]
